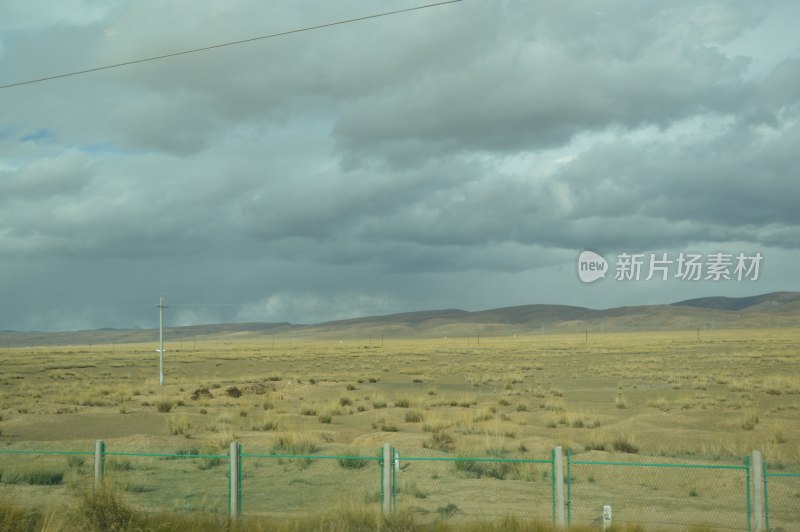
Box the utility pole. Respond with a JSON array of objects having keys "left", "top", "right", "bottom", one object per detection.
[{"left": 158, "top": 296, "right": 167, "bottom": 386}]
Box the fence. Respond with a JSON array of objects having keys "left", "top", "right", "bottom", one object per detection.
[
  {"left": 764, "top": 462, "right": 800, "bottom": 531},
  {"left": 0, "top": 442, "right": 792, "bottom": 530}
]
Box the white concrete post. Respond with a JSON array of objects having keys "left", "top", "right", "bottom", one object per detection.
[
  {"left": 752, "top": 450, "right": 764, "bottom": 532},
  {"left": 230, "top": 441, "right": 241, "bottom": 519},
  {"left": 382, "top": 443, "right": 393, "bottom": 513},
  {"left": 602, "top": 504, "right": 612, "bottom": 529},
  {"left": 94, "top": 440, "right": 105, "bottom": 487},
  {"left": 554, "top": 446, "right": 566, "bottom": 527}
]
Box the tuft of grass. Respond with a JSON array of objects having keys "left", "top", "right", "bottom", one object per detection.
[
  {"left": 66, "top": 455, "right": 86, "bottom": 468},
  {"left": 155, "top": 399, "right": 173, "bottom": 413},
  {"left": 106, "top": 458, "right": 135, "bottom": 471},
  {"left": 270, "top": 433, "right": 319, "bottom": 455},
  {"left": 78, "top": 486, "right": 134, "bottom": 531},
  {"left": 2, "top": 468, "right": 64, "bottom": 486},
  {"left": 436, "top": 502, "right": 459, "bottom": 517},
  {"left": 167, "top": 414, "right": 192, "bottom": 438},
  {"left": 423, "top": 431, "right": 456, "bottom": 452},
  {"left": 611, "top": 435, "right": 639, "bottom": 454},
  {"left": 454, "top": 456, "right": 526, "bottom": 481},
  {"left": 615, "top": 395, "right": 627, "bottom": 409},
  {"left": 769, "top": 422, "right": 786, "bottom": 444},
  {"left": 647, "top": 397, "right": 671, "bottom": 412},
  {"left": 251, "top": 418, "right": 279, "bottom": 432},
  {"left": 398, "top": 479, "right": 428, "bottom": 499},
  {"left": 337, "top": 451, "right": 369, "bottom": 470},
  {"left": 741, "top": 410, "right": 759, "bottom": 431},
  {"left": 584, "top": 431, "right": 608, "bottom": 452},
  {"left": 404, "top": 410, "right": 424, "bottom": 423}
]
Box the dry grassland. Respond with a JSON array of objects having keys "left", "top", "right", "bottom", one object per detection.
[{"left": 0, "top": 328, "right": 797, "bottom": 527}]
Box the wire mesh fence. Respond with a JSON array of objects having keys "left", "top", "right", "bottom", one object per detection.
[
  {"left": 0, "top": 443, "right": 793, "bottom": 529},
  {"left": 0, "top": 449, "right": 94, "bottom": 510},
  {"left": 764, "top": 466, "right": 800, "bottom": 532},
  {"left": 397, "top": 449, "right": 554, "bottom": 524},
  {"left": 240, "top": 450, "right": 381, "bottom": 518},
  {"left": 567, "top": 450, "right": 751, "bottom": 530},
  {"left": 103, "top": 451, "right": 230, "bottom": 514}
]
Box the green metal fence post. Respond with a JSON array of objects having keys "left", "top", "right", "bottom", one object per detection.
[
  {"left": 763, "top": 461, "right": 769, "bottom": 532},
  {"left": 566, "top": 448, "right": 571, "bottom": 526},
  {"left": 745, "top": 455, "right": 751, "bottom": 532},
  {"left": 551, "top": 447, "right": 555, "bottom": 526},
  {"left": 238, "top": 443, "right": 243, "bottom": 516},
  {"left": 392, "top": 446, "right": 397, "bottom": 512},
  {"left": 379, "top": 448, "right": 384, "bottom": 508}
]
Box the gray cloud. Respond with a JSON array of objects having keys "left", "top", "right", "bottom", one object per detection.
[{"left": 1, "top": 0, "right": 799, "bottom": 331}]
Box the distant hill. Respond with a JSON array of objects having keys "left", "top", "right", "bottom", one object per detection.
[
  {"left": 1, "top": 291, "right": 798, "bottom": 347},
  {"left": 670, "top": 291, "right": 800, "bottom": 311}
]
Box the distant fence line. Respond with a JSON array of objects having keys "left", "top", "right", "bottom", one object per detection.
[{"left": 0, "top": 442, "right": 797, "bottom": 530}]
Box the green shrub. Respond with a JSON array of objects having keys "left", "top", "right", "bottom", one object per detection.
[
  {"left": 423, "top": 431, "right": 455, "bottom": 452},
  {"left": 404, "top": 411, "right": 424, "bottom": 423},
  {"left": 453, "top": 456, "right": 535, "bottom": 481},
  {"left": 78, "top": 487, "right": 134, "bottom": 531},
  {"left": 337, "top": 455, "right": 369, "bottom": 470},
  {"left": 270, "top": 434, "right": 319, "bottom": 455},
  {"left": 437, "top": 502, "right": 459, "bottom": 517},
  {"left": 107, "top": 458, "right": 135, "bottom": 471},
  {"left": 66, "top": 455, "right": 86, "bottom": 468},
  {"left": 155, "top": 399, "right": 173, "bottom": 413},
  {"left": 612, "top": 435, "right": 639, "bottom": 454},
  {"left": 26, "top": 469, "right": 64, "bottom": 485},
  {"left": 197, "top": 457, "right": 223, "bottom": 470}
]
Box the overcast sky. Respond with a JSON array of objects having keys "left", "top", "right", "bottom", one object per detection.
[{"left": 2, "top": 0, "right": 799, "bottom": 331}]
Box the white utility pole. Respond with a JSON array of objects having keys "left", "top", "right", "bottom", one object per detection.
[{"left": 157, "top": 296, "right": 167, "bottom": 386}]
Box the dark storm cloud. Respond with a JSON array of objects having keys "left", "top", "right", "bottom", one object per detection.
[
  {"left": 1, "top": 0, "right": 799, "bottom": 330},
  {"left": 333, "top": 1, "right": 763, "bottom": 165}
]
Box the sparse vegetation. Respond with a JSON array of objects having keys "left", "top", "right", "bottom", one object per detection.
[
  {"left": 155, "top": 399, "right": 174, "bottom": 413},
  {"left": 404, "top": 410, "right": 424, "bottom": 423},
  {"left": 0, "top": 329, "right": 797, "bottom": 526}
]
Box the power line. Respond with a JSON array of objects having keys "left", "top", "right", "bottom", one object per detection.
[{"left": 0, "top": 0, "right": 463, "bottom": 90}]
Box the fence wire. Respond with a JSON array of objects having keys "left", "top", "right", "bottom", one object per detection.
[
  {"left": 103, "top": 451, "right": 229, "bottom": 514},
  {"left": 568, "top": 450, "right": 750, "bottom": 530},
  {"left": 399, "top": 448, "right": 553, "bottom": 524},
  {"left": 240, "top": 451, "right": 381, "bottom": 517},
  {"left": 0, "top": 444, "right": 795, "bottom": 529},
  {"left": 764, "top": 466, "right": 800, "bottom": 532},
  {"left": 0, "top": 449, "right": 93, "bottom": 510}
]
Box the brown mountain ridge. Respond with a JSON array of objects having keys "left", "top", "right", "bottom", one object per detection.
[{"left": 1, "top": 291, "right": 798, "bottom": 347}]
